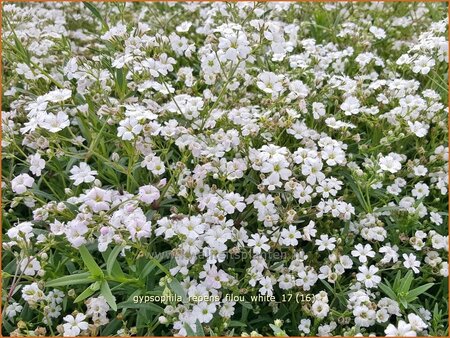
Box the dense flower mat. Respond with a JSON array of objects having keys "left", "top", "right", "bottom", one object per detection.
[{"left": 1, "top": 2, "right": 449, "bottom": 336}]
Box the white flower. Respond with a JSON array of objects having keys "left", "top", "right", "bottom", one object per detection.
[
  {"left": 351, "top": 244, "right": 375, "bottom": 263},
  {"left": 7, "top": 221, "right": 34, "bottom": 242},
  {"left": 20, "top": 256, "right": 41, "bottom": 276},
  {"left": 301, "top": 158, "right": 325, "bottom": 185},
  {"left": 256, "top": 72, "right": 284, "bottom": 96},
  {"left": 289, "top": 80, "right": 309, "bottom": 99},
  {"left": 44, "top": 88, "right": 72, "bottom": 102},
  {"left": 280, "top": 225, "right": 302, "bottom": 246},
  {"left": 385, "top": 320, "right": 417, "bottom": 336},
  {"left": 407, "top": 313, "right": 427, "bottom": 332},
  {"left": 379, "top": 155, "right": 402, "bottom": 173},
  {"left": 169, "top": 33, "right": 189, "bottom": 56},
  {"left": 192, "top": 301, "right": 216, "bottom": 323},
  {"left": 259, "top": 276, "right": 274, "bottom": 296},
  {"left": 356, "top": 265, "right": 381, "bottom": 288},
  {"left": 312, "top": 102, "right": 325, "bottom": 119},
  {"left": 340, "top": 96, "right": 360, "bottom": 115},
  {"left": 402, "top": 253, "right": 421, "bottom": 273},
  {"left": 412, "top": 56, "right": 435, "bottom": 74},
  {"left": 298, "top": 319, "right": 311, "bottom": 334},
  {"left": 117, "top": 117, "right": 142, "bottom": 140},
  {"left": 165, "top": 94, "right": 204, "bottom": 120},
  {"left": 138, "top": 185, "right": 160, "bottom": 204},
  {"left": 396, "top": 54, "right": 411, "bottom": 65},
  {"left": 354, "top": 305, "right": 376, "bottom": 327},
  {"left": 2, "top": 4, "right": 448, "bottom": 336},
  {"left": 62, "top": 313, "right": 89, "bottom": 337},
  {"left": 376, "top": 308, "right": 389, "bottom": 323},
  {"left": 83, "top": 187, "right": 112, "bottom": 213},
  {"left": 311, "top": 300, "right": 329, "bottom": 319},
  {"left": 379, "top": 244, "right": 399, "bottom": 264},
  {"left": 66, "top": 220, "right": 89, "bottom": 248},
  {"left": 48, "top": 289, "right": 65, "bottom": 305},
  {"left": 70, "top": 163, "right": 97, "bottom": 186},
  {"left": 141, "top": 153, "right": 165, "bottom": 175},
  {"left": 430, "top": 211, "right": 443, "bottom": 225},
  {"left": 28, "top": 153, "right": 46, "bottom": 176},
  {"left": 22, "top": 282, "right": 45, "bottom": 304},
  {"left": 369, "top": 26, "right": 386, "bottom": 39},
  {"left": 412, "top": 165, "right": 428, "bottom": 176},
  {"left": 430, "top": 233, "right": 447, "bottom": 250},
  {"left": 101, "top": 22, "right": 127, "bottom": 40},
  {"left": 248, "top": 234, "right": 270, "bottom": 254},
  {"left": 408, "top": 121, "right": 429, "bottom": 137},
  {"left": 11, "top": 173, "right": 34, "bottom": 194},
  {"left": 219, "top": 301, "right": 235, "bottom": 318},
  {"left": 5, "top": 303, "right": 23, "bottom": 319},
  {"left": 86, "top": 296, "right": 110, "bottom": 326},
  {"left": 41, "top": 111, "right": 70, "bottom": 132},
  {"left": 315, "top": 235, "right": 336, "bottom": 251},
  {"left": 176, "top": 21, "right": 192, "bottom": 33},
  {"left": 218, "top": 33, "right": 251, "bottom": 62},
  {"left": 411, "top": 182, "right": 429, "bottom": 199}
]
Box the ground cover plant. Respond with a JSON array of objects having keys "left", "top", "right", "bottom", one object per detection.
[{"left": 1, "top": 1, "right": 449, "bottom": 336}]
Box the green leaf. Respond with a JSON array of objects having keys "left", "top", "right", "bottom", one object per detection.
[
  {"left": 239, "top": 301, "right": 253, "bottom": 310},
  {"left": 106, "top": 245, "right": 124, "bottom": 277},
  {"left": 64, "top": 156, "right": 78, "bottom": 174},
  {"left": 393, "top": 270, "right": 402, "bottom": 290},
  {"left": 184, "top": 323, "right": 196, "bottom": 336},
  {"left": 2, "top": 318, "right": 15, "bottom": 333},
  {"left": 340, "top": 171, "right": 370, "bottom": 212},
  {"left": 229, "top": 320, "right": 247, "bottom": 327},
  {"left": 88, "top": 120, "right": 109, "bottom": 156},
  {"left": 74, "top": 282, "right": 100, "bottom": 303},
  {"left": 399, "top": 297, "right": 408, "bottom": 309},
  {"left": 100, "top": 319, "right": 122, "bottom": 336},
  {"left": 195, "top": 319, "right": 205, "bottom": 336},
  {"left": 116, "top": 68, "right": 127, "bottom": 98},
  {"left": 79, "top": 245, "right": 104, "bottom": 278},
  {"left": 117, "top": 301, "right": 164, "bottom": 313},
  {"left": 31, "top": 189, "right": 55, "bottom": 201},
  {"left": 141, "top": 261, "right": 157, "bottom": 278},
  {"left": 399, "top": 270, "right": 414, "bottom": 293},
  {"left": 83, "top": 2, "right": 109, "bottom": 31},
  {"left": 269, "top": 324, "right": 287, "bottom": 336},
  {"left": 11, "top": 31, "right": 30, "bottom": 63},
  {"left": 168, "top": 278, "right": 187, "bottom": 302},
  {"left": 46, "top": 272, "right": 94, "bottom": 287},
  {"left": 100, "top": 281, "right": 117, "bottom": 311},
  {"left": 75, "top": 117, "right": 92, "bottom": 143},
  {"left": 406, "top": 283, "right": 434, "bottom": 301},
  {"left": 379, "top": 283, "right": 397, "bottom": 300}
]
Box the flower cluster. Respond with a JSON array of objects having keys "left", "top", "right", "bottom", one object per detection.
[{"left": 2, "top": 2, "right": 448, "bottom": 337}]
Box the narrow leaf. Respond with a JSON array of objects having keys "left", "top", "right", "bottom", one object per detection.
[
  {"left": 379, "top": 283, "right": 397, "bottom": 300},
  {"left": 399, "top": 271, "right": 414, "bottom": 293},
  {"left": 141, "top": 261, "right": 157, "bottom": 278},
  {"left": 169, "top": 278, "right": 187, "bottom": 302},
  {"left": 117, "top": 301, "right": 164, "bottom": 313},
  {"left": 106, "top": 245, "right": 124, "bottom": 277},
  {"left": 195, "top": 319, "right": 205, "bottom": 336},
  {"left": 74, "top": 283, "right": 97, "bottom": 303},
  {"left": 79, "top": 245, "right": 104, "bottom": 278},
  {"left": 83, "top": 2, "right": 109, "bottom": 31},
  {"left": 406, "top": 283, "right": 434, "bottom": 300},
  {"left": 100, "top": 281, "right": 117, "bottom": 311},
  {"left": 184, "top": 323, "right": 196, "bottom": 336},
  {"left": 46, "top": 272, "right": 94, "bottom": 287}
]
